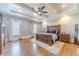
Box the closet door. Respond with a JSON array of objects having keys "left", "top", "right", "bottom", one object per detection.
[{"left": 75, "top": 24, "right": 79, "bottom": 44}]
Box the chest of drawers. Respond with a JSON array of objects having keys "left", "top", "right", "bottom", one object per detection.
[{"left": 60, "top": 34, "right": 70, "bottom": 43}]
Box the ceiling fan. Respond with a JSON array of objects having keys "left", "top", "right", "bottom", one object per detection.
[{"left": 32, "top": 6, "right": 48, "bottom": 16}]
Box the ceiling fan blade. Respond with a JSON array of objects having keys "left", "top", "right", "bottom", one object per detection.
[
  {"left": 39, "top": 6, "right": 45, "bottom": 11},
  {"left": 41, "top": 6, "right": 45, "bottom": 10},
  {"left": 32, "top": 8, "right": 36, "bottom": 12},
  {"left": 42, "top": 11, "right": 48, "bottom": 13},
  {"left": 32, "top": 8, "right": 39, "bottom": 14},
  {"left": 38, "top": 8, "right": 42, "bottom": 12},
  {"left": 40, "top": 13, "right": 48, "bottom": 17}
]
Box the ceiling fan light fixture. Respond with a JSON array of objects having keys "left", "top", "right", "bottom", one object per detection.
[{"left": 38, "top": 12, "right": 41, "bottom": 15}]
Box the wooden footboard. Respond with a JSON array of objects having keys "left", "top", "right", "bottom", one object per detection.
[{"left": 36, "top": 34, "right": 53, "bottom": 46}]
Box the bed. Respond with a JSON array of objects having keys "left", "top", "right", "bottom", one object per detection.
[{"left": 36, "top": 25, "right": 61, "bottom": 46}]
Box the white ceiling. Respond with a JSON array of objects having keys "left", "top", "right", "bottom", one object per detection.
[
  {"left": 49, "top": 3, "right": 76, "bottom": 13},
  {"left": 0, "top": 3, "right": 79, "bottom": 22}
]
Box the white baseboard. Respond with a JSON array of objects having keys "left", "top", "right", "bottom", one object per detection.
[{"left": 21, "top": 35, "right": 32, "bottom": 39}]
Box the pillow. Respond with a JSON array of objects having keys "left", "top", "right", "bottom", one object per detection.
[
  {"left": 47, "top": 30, "right": 50, "bottom": 33},
  {"left": 51, "top": 30, "right": 56, "bottom": 34}
]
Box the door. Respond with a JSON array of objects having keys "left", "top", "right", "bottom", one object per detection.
[{"left": 75, "top": 24, "right": 79, "bottom": 44}]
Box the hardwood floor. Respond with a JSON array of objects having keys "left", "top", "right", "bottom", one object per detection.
[
  {"left": 59, "top": 43, "right": 79, "bottom": 56},
  {"left": 2, "top": 38, "right": 79, "bottom": 56},
  {"left": 2, "top": 39, "right": 53, "bottom": 56}
]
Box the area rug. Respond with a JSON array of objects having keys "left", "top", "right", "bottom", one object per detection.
[{"left": 31, "top": 38, "right": 65, "bottom": 55}]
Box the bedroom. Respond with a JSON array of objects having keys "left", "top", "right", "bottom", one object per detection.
[{"left": 0, "top": 3, "right": 79, "bottom": 56}]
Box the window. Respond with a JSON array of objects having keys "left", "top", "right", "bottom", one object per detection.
[
  {"left": 33, "top": 24, "right": 37, "bottom": 33},
  {"left": 12, "top": 20, "right": 21, "bottom": 36}
]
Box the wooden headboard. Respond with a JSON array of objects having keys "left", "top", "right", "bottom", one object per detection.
[
  {"left": 47, "top": 24, "right": 61, "bottom": 40},
  {"left": 47, "top": 24, "right": 61, "bottom": 32}
]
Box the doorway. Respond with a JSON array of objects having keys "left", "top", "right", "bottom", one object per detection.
[{"left": 75, "top": 24, "right": 79, "bottom": 44}]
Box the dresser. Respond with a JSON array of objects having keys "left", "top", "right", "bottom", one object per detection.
[{"left": 60, "top": 33, "right": 70, "bottom": 43}]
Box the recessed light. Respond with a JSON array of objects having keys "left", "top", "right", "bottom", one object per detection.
[{"left": 62, "top": 4, "right": 66, "bottom": 8}]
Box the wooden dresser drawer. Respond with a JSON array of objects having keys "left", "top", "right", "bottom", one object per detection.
[{"left": 61, "top": 34, "right": 70, "bottom": 43}]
